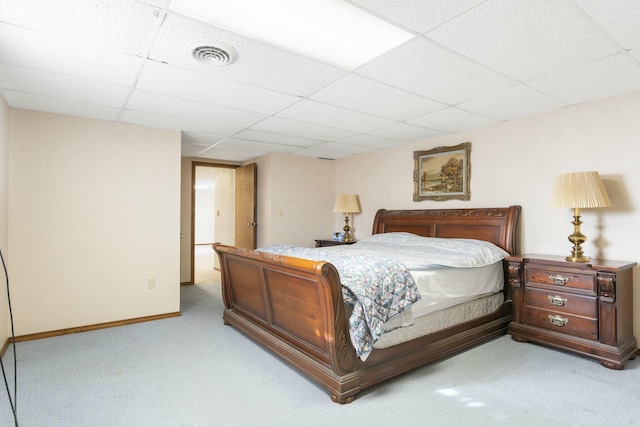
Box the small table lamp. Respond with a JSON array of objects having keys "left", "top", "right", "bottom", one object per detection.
[
  {"left": 549, "top": 171, "right": 611, "bottom": 262},
  {"left": 333, "top": 193, "right": 361, "bottom": 242}
]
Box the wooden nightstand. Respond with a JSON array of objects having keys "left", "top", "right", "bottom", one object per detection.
[
  {"left": 314, "top": 239, "right": 357, "bottom": 248},
  {"left": 507, "top": 254, "right": 637, "bottom": 369}
]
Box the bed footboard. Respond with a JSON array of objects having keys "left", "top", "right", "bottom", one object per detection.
[{"left": 213, "top": 243, "right": 361, "bottom": 403}]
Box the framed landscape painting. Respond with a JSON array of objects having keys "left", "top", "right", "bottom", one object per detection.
[{"left": 413, "top": 142, "right": 471, "bottom": 201}]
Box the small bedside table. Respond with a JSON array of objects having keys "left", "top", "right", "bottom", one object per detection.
[
  {"left": 314, "top": 239, "right": 357, "bottom": 248},
  {"left": 506, "top": 254, "right": 637, "bottom": 369}
]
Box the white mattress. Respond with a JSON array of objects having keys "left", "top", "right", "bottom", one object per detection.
[
  {"left": 374, "top": 292, "right": 504, "bottom": 349},
  {"left": 410, "top": 261, "right": 504, "bottom": 318},
  {"left": 378, "top": 261, "right": 504, "bottom": 347}
]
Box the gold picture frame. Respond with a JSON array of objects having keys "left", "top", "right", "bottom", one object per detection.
[{"left": 413, "top": 142, "right": 471, "bottom": 201}]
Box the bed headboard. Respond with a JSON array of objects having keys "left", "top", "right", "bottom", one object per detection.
[{"left": 372, "top": 206, "right": 521, "bottom": 255}]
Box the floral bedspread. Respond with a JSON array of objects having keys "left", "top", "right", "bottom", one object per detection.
[{"left": 257, "top": 245, "right": 420, "bottom": 361}]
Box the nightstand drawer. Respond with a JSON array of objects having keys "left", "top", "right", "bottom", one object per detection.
[
  {"left": 524, "top": 307, "right": 598, "bottom": 340},
  {"left": 526, "top": 266, "right": 596, "bottom": 293},
  {"left": 525, "top": 287, "right": 597, "bottom": 318}
]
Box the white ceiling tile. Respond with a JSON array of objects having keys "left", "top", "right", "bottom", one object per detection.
[
  {"left": 196, "top": 145, "right": 266, "bottom": 162},
  {"left": 0, "top": 24, "right": 143, "bottom": 87},
  {"left": 1, "top": 89, "right": 121, "bottom": 121},
  {"left": 336, "top": 134, "right": 409, "bottom": 149},
  {"left": 573, "top": 0, "right": 640, "bottom": 50},
  {"left": 136, "top": 61, "right": 300, "bottom": 115},
  {"left": 181, "top": 139, "right": 215, "bottom": 157},
  {"left": 457, "top": 86, "right": 568, "bottom": 121},
  {"left": 357, "top": 38, "right": 515, "bottom": 104},
  {"left": 369, "top": 122, "right": 444, "bottom": 141},
  {"left": 309, "top": 74, "right": 446, "bottom": 121},
  {"left": 2, "top": 1, "right": 639, "bottom": 163},
  {"left": 216, "top": 138, "right": 298, "bottom": 154},
  {"left": 293, "top": 145, "right": 356, "bottom": 159},
  {"left": 250, "top": 117, "right": 356, "bottom": 141},
  {"left": 126, "top": 90, "right": 266, "bottom": 127},
  {"left": 351, "top": 0, "right": 486, "bottom": 33},
  {"left": 316, "top": 142, "right": 374, "bottom": 155},
  {"left": 148, "top": 13, "right": 346, "bottom": 96},
  {"left": 0, "top": 0, "right": 163, "bottom": 56},
  {"left": 426, "top": 0, "right": 619, "bottom": 81},
  {"left": 232, "top": 129, "right": 322, "bottom": 148},
  {"left": 528, "top": 53, "right": 640, "bottom": 105},
  {"left": 0, "top": 63, "right": 130, "bottom": 107},
  {"left": 276, "top": 100, "right": 396, "bottom": 133},
  {"left": 182, "top": 132, "right": 224, "bottom": 147},
  {"left": 119, "top": 110, "right": 242, "bottom": 137},
  {"left": 407, "top": 107, "right": 499, "bottom": 132}
]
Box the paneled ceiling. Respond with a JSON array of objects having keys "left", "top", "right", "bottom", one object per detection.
[{"left": 1, "top": 0, "right": 639, "bottom": 162}]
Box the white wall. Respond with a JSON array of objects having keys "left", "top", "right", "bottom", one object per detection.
[
  {"left": 0, "top": 97, "right": 8, "bottom": 346},
  {"left": 8, "top": 110, "right": 181, "bottom": 335},
  {"left": 194, "top": 188, "right": 215, "bottom": 244},
  {"left": 335, "top": 91, "right": 640, "bottom": 339},
  {"left": 255, "top": 153, "right": 335, "bottom": 247}
]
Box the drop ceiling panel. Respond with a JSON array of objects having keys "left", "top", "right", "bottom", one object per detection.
[
  {"left": 309, "top": 74, "right": 446, "bottom": 121},
  {"left": 276, "top": 100, "right": 396, "bottom": 133},
  {"left": 573, "top": 0, "right": 640, "bottom": 50},
  {"left": 126, "top": 90, "right": 266, "bottom": 127},
  {"left": 356, "top": 38, "right": 516, "bottom": 104},
  {"left": 2, "top": 89, "right": 121, "bottom": 121},
  {"left": 120, "top": 110, "right": 243, "bottom": 137},
  {"left": 136, "top": 61, "right": 300, "bottom": 115},
  {"left": 336, "top": 134, "right": 410, "bottom": 149},
  {"left": 147, "top": 13, "right": 346, "bottom": 96},
  {"left": 528, "top": 53, "right": 640, "bottom": 105},
  {"left": 0, "top": 63, "right": 130, "bottom": 107},
  {"left": 310, "top": 142, "right": 373, "bottom": 155},
  {"left": 457, "top": 85, "right": 568, "bottom": 121},
  {"left": 1, "top": 1, "right": 639, "bottom": 163},
  {"left": 196, "top": 145, "right": 266, "bottom": 162},
  {"left": 351, "top": 0, "right": 486, "bottom": 33},
  {"left": 232, "top": 129, "right": 322, "bottom": 148},
  {"left": 407, "top": 107, "right": 499, "bottom": 133},
  {"left": 426, "top": 0, "right": 620, "bottom": 81},
  {"left": 182, "top": 132, "right": 224, "bottom": 147},
  {"left": 216, "top": 138, "right": 298, "bottom": 154},
  {"left": 251, "top": 117, "right": 356, "bottom": 141},
  {"left": 0, "top": 24, "right": 143, "bottom": 87},
  {"left": 0, "top": 0, "right": 163, "bottom": 56},
  {"left": 293, "top": 144, "right": 358, "bottom": 159},
  {"left": 369, "top": 123, "right": 444, "bottom": 141}
]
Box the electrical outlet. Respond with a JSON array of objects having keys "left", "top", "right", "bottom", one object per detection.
[
  {"left": 278, "top": 208, "right": 283, "bottom": 217},
  {"left": 147, "top": 278, "right": 156, "bottom": 289}
]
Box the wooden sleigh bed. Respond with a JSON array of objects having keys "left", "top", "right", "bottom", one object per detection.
[{"left": 213, "top": 206, "right": 521, "bottom": 403}]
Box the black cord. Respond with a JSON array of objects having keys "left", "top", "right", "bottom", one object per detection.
[{"left": 0, "top": 247, "right": 18, "bottom": 426}]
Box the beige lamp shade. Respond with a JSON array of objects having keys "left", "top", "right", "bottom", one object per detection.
[
  {"left": 549, "top": 171, "right": 611, "bottom": 209},
  {"left": 333, "top": 193, "right": 361, "bottom": 214}
]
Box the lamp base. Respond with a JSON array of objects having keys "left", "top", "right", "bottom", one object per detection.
[
  {"left": 343, "top": 213, "right": 354, "bottom": 242},
  {"left": 566, "top": 253, "right": 590, "bottom": 263},
  {"left": 565, "top": 209, "right": 590, "bottom": 263}
]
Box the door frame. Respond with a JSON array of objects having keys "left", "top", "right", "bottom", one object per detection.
[{"left": 190, "top": 161, "right": 238, "bottom": 285}]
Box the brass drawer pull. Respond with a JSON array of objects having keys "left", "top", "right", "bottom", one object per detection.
[
  {"left": 548, "top": 314, "right": 568, "bottom": 327},
  {"left": 549, "top": 274, "right": 569, "bottom": 285},
  {"left": 548, "top": 295, "right": 568, "bottom": 306}
]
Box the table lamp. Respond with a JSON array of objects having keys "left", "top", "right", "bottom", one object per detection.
[
  {"left": 333, "top": 193, "right": 361, "bottom": 242},
  {"left": 549, "top": 171, "right": 611, "bottom": 262}
]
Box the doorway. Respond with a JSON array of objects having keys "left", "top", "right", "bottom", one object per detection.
[{"left": 192, "top": 164, "right": 236, "bottom": 284}]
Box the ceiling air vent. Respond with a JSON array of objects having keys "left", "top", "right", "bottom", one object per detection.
[{"left": 189, "top": 42, "right": 238, "bottom": 66}]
